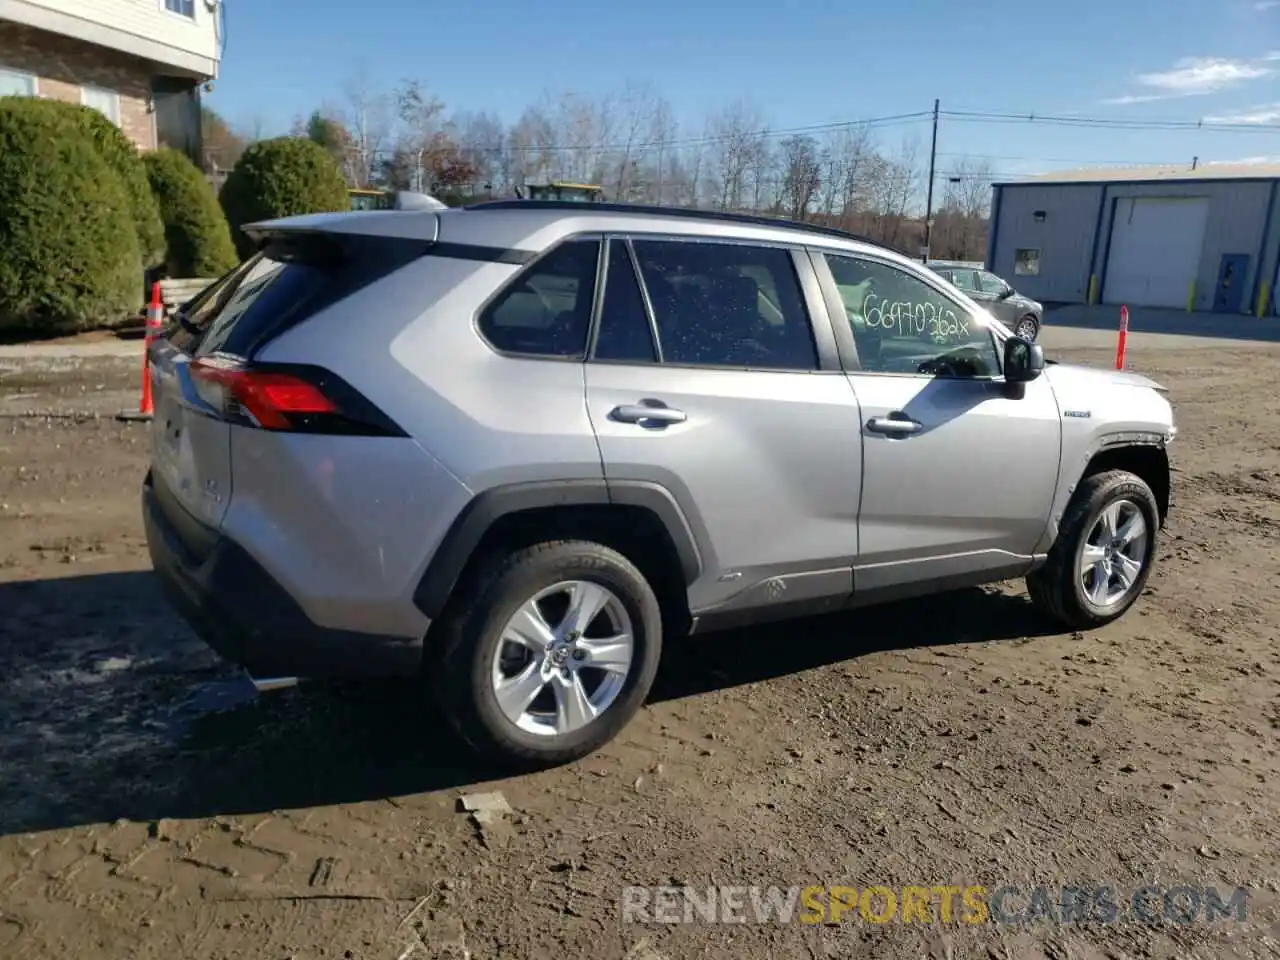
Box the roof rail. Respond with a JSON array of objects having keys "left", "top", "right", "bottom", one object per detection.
[{"left": 462, "top": 199, "right": 883, "bottom": 248}]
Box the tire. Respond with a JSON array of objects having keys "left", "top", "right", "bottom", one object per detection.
[
  {"left": 1026, "top": 469, "right": 1160, "bottom": 629},
  {"left": 1015, "top": 315, "right": 1041, "bottom": 341},
  {"left": 431, "top": 540, "right": 663, "bottom": 767}
]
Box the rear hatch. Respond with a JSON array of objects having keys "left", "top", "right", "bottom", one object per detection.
[{"left": 147, "top": 229, "right": 427, "bottom": 546}]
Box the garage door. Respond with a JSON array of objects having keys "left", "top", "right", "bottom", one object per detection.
[{"left": 1103, "top": 197, "right": 1209, "bottom": 309}]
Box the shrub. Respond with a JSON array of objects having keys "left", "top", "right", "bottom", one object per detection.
[
  {"left": 75, "top": 105, "right": 166, "bottom": 268},
  {"left": 0, "top": 97, "right": 142, "bottom": 336},
  {"left": 1, "top": 97, "right": 165, "bottom": 268},
  {"left": 144, "top": 147, "right": 238, "bottom": 278},
  {"left": 219, "top": 137, "right": 350, "bottom": 258}
]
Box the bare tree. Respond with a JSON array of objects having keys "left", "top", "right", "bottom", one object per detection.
[
  {"left": 815, "top": 125, "right": 873, "bottom": 226},
  {"left": 706, "top": 100, "right": 766, "bottom": 211},
  {"left": 778, "top": 135, "right": 822, "bottom": 221},
  {"left": 340, "top": 72, "right": 392, "bottom": 188},
  {"left": 395, "top": 80, "right": 447, "bottom": 192},
  {"left": 667, "top": 130, "right": 707, "bottom": 209},
  {"left": 746, "top": 134, "right": 774, "bottom": 213},
  {"left": 646, "top": 96, "right": 677, "bottom": 205},
  {"left": 560, "top": 91, "right": 615, "bottom": 185},
  {"left": 453, "top": 110, "right": 508, "bottom": 194},
  {"left": 200, "top": 106, "right": 245, "bottom": 173},
  {"left": 510, "top": 91, "right": 613, "bottom": 186},
  {"left": 931, "top": 158, "right": 994, "bottom": 260},
  {"left": 274, "top": 79, "right": 999, "bottom": 248},
  {"left": 866, "top": 135, "right": 920, "bottom": 251},
  {"left": 609, "top": 81, "right": 662, "bottom": 201},
  {"left": 508, "top": 100, "right": 557, "bottom": 187}
]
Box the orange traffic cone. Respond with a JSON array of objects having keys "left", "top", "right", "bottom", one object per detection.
[{"left": 118, "top": 283, "right": 164, "bottom": 422}]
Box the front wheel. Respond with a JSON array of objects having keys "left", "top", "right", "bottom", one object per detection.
[
  {"left": 1015, "top": 315, "right": 1041, "bottom": 341},
  {"left": 432, "top": 540, "right": 663, "bottom": 766},
  {"left": 1026, "top": 470, "right": 1160, "bottom": 629}
]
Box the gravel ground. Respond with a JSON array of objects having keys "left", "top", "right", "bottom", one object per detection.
[{"left": 0, "top": 338, "right": 1277, "bottom": 960}]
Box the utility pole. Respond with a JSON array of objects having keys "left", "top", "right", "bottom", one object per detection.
[{"left": 922, "top": 98, "right": 940, "bottom": 263}]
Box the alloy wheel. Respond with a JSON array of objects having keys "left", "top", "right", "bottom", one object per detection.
[
  {"left": 490, "top": 580, "right": 634, "bottom": 736},
  {"left": 1078, "top": 499, "right": 1149, "bottom": 607}
]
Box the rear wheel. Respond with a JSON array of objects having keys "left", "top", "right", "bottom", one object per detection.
[
  {"left": 1027, "top": 470, "right": 1159, "bottom": 629},
  {"left": 1015, "top": 315, "right": 1040, "bottom": 341},
  {"left": 432, "top": 540, "right": 662, "bottom": 766}
]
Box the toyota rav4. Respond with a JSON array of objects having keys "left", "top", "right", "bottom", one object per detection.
[{"left": 143, "top": 200, "right": 1175, "bottom": 766}]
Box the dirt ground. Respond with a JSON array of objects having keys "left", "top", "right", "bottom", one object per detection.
[{"left": 0, "top": 335, "right": 1277, "bottom": 960}]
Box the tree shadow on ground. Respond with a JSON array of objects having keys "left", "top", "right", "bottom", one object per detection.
[{"left": 0, "top": 570, "right": 1060, "bottom": 836}]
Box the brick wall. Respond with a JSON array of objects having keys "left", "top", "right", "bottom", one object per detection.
[{"left": 0, "top": 21, "right": 155, "bottom": 150}]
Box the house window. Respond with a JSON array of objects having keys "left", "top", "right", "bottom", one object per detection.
[
  {"left": 81, "top": 86, "right": 121, "bottom": 126},
  {"left": 164, "top": 0, "right": 196, "bottom": 17},
  {"left": 1014, "top": 248, "right": 1041, "bottom": 277},
  {"left": 0, "top": 66, "right": 37, "bottom": 97}
]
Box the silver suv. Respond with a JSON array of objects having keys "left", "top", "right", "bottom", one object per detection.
[{"left": 143, "top": 201, "right": 1175, "bottom": 766}]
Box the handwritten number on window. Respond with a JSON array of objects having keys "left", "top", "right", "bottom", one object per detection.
[{"left": 861, "top": 295, "right": 972, "bottom": 345}]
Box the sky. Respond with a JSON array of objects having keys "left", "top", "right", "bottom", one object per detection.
[{"left": 206, "top": 0, "right": 1280, "bottom": 181}]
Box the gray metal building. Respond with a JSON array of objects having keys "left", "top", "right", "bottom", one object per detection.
[{"left": 986, "top": 164, "right": 1280, "bottom": 316}]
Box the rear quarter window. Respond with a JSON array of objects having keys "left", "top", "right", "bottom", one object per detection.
[{"left": 477, "top": 238, "right": 601, "bottom": 358}]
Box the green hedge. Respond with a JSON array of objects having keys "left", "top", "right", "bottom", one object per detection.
[
  {"left": 219, "top": 137, "right": 350, "bottom": 258},
  {"left": 1, "top": 97, "right": 165, "bottom": 268},
  {"left": 0, "top": 97, "right": 142, "bottom": 336},
  {"left": 145, "top": 147, "right": 238, "bottom": 278},
  {"left": 75, "top": 105, "right": 166, "bottom": 267}
]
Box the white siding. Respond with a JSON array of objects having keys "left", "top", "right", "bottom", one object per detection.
[{"left": 0, "top": 0, "right": 220, "bottom": 72}]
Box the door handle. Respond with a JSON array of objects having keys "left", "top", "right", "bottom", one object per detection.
[
  {"left": 610, "top": 403, "right": 687, "bottom": 426},
  {"left": 866, "top": 415, "right": 922, "bottom": 436}
]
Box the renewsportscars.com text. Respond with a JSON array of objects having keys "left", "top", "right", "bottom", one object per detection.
[{"left": 620, "top": 884, "right": 1250, "bottom": 926}]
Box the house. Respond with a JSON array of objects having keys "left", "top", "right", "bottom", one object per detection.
[{"left": 0, "top": 0, "right": 222, "bottom": 165}]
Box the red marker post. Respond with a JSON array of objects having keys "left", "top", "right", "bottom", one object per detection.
[
  {"left": 1114, "top": 305, "right": 1129, "bottom": 371},
  {"left": 117, "top": 282, "right": 164, "bottom": 421}
]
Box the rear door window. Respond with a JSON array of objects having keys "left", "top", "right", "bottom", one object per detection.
[
  {"left": 592, "top": 240, "right": 657, "bottom": 364},
  {"left": 629, "top": 239, "right": 818, "bottom": 371}
]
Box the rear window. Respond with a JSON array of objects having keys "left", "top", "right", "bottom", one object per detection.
[{"left": 167, "top": 232, "right": 429, "bottom": 358}]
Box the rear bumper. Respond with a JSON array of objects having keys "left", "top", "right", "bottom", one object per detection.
[{"left": 142, "top": 470, "right": 423, "bottom": 680}]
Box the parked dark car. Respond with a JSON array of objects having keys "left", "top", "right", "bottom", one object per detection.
[{"left": 930, "top": 263, "right": 1044, "bottom": 341}]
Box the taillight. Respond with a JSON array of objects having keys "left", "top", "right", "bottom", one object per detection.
[{"left": 189, "top": 357, "right": 405, "bottom": 436}]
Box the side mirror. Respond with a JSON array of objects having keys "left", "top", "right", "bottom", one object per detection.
[
  {"left": 998, "top": 286, "right": 1015, "bottom": 300},
  {"left": 1004, "top": 336, "right": 1044, "bottom": 383}
]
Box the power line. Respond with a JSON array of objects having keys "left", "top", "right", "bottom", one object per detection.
[
  {"left": 936, "top": 151, "right": 1198, "bottom": 165},
  {"left": 319, "top": 103, "right": 1280, "bottom": 173},
  {"left": 940, "top": 108, "right": 1280, "bottom": 134},
  {"left": 496, "top": 110, "right": 933, "bottom": 155},
  {"left": 343, "top": 99, "right": 1280, "bottom": 194},
  {"left": 441, "top": 106, "right": 1280, "bottom": 158}
]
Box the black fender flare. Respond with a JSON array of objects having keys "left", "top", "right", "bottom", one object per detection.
[{"left": 412, "top": 479, "right": 705, "bottom": 620}]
